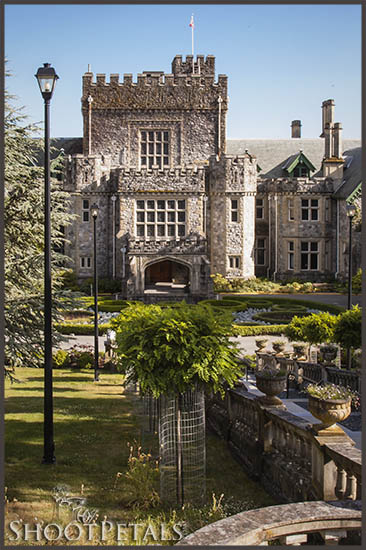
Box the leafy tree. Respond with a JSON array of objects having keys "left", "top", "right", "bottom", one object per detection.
[
  {"left": 5, "top": 76, "right": 76, "bottom": 370},
  {"left": 112, "top": 303, "right": 243, "bottom": 397},
  {"left": 333, "top": 306, "right": 362, "bottom": 351},
  {"left": 285, "top": 312, "right": 337, "bottom": 347}
]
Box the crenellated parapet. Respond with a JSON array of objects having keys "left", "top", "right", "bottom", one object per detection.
[
  {"left": 209, "top": 154, "right": 257, "bottom": 193},
  {"left": 63, "top": 153, "right": 115, "bottom": 191},
  {"left": 81, "top": 55, "right": 227, "bottom": 112},
  {"left": 116, "top": 164, "right": 206, "bottom": 193},
  {"left": 258, "top": 177, "right": 334, "bottom": 195}
]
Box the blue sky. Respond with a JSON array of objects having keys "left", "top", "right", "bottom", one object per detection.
[{"left": 5, "top": 3, "right": 361, "bottom": 139}]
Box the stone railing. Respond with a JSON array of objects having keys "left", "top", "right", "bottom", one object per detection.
[
  {"left": 256, "top": 353, "right": 361, "bottom": 394},
  {"left": 128, "top": 235, "right": 208, "bottom": 255},
  {"left": 206, "top": 386, "right": 361, "bottom": 505},
  {"left": 177, "top": 500, "right": 361, "bottom": 546}
]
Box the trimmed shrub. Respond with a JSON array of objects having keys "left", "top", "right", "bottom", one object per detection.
[
  {"left": 199, "top": 299, "right": 245, "bottom": 308},
  {"left": 333, "top": 305, "right": 361, "bottom": 350},
  {"left": 271, "top": 304, "right": 307, "bottom": 312},
  {"left": 285, "top": 312, "right": 337, "bottom": 345},
  {"left": 232, "top": 324, "right": 287, "bottom": 336},
  {"left": 55, "top": 322, "right": 111, "bottom": 335},
  {"left": 52, "top": 349, "right": 70, "bottom": 368},
  {"left": 222, "top": 295, "right": 344, "bottom": 314}
]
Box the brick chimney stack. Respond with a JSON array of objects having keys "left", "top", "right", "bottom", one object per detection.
[
  {"left": 291, "top": 120, "right": 301, "bottom": 138},
  {"left": 320, "top": 99, "right": 335, "bottom": 138}
]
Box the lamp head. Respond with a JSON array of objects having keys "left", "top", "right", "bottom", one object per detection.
[
  {"left": 346, "top": 203, "right": 356, "bottom": 219},
  {"left": 91, "top": 203, "right": 99, "bottom": 218},
  {"left": 35, "top": 63, "right": 59, "bottom": 100}
]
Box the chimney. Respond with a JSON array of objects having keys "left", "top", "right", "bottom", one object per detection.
[
  {"left": 291, "top": 120, "right": 301, "bottom": 138},
  {"left": 320, "top": 99, "right": 335, "bottom": 137},
  {"left": 324, "top": 122, "right": 332, "bottom": 158},
  {"left": 333, "top": 122, "right": 342, "bottom": 159}
]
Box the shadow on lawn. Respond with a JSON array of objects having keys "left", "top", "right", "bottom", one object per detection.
[{"left": 5, "top": 393, "right": 147, "bottom": 508}]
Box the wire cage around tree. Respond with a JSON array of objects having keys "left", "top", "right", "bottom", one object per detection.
[{"left": 158, "top": 388, "right": 206, "bottom": 506}]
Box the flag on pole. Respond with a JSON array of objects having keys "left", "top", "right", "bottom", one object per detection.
[{"left": 189, "top": 14, "right": 194, "bottom": 58}]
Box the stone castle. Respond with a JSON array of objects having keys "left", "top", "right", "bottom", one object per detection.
[{"left": 62, "top": 54, "right": 361, "bottom": 300}]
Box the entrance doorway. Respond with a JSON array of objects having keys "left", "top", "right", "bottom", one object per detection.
[{"left": 145, "top": 260, "right": 190, "bottom": 290}]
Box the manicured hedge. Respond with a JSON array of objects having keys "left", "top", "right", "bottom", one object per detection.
[
  {"left": 223, "top": 295, "right": 344, "bottom": 314},
  {"left": 55, "top": 323, "right": 112, "bottom": 335},
  {"left": 253, "top": 311, "right": 309, "bottom": 324},
  {"left": 199, "top": 299, "right": 247, "bottom": 310},
  {"left": 232, "top": 324, "right": 287, "bottom": 336},
  {"left": 271, "top": 304, "right": 307, "bottom": 312}
]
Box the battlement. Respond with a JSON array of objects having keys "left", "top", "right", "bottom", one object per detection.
[
  {"left": 82, "top": 71, "right": 226, "bottom": 88},
  {"left": 172, "top": 54, "right": 215, "bottom": 76}
]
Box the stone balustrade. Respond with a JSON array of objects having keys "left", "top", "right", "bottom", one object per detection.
[
  {"left": 206, "top": 386, "right": 361, "bottom": 504},
  {"left": 177, "top": 500, "right": 361, "bottom": 546},
  {"left": 256, "top": 353, "right": 361, "bottom": 395}
]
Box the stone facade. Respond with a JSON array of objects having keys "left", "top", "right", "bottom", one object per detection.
[{"left": 63, "top": 55, "right": 360, "bottom": 299}]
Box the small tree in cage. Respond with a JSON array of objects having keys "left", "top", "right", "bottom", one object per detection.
[{"left": 112, "top": 302, "right": 243, "bottom": 505}]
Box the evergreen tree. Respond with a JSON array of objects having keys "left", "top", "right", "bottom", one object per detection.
[{"left": 5, "top": 78, "right": 76, "bottom": 371}]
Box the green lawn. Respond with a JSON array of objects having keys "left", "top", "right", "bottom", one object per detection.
[{"left": 5, "top": 368, "right": 275, "bottom": 545}]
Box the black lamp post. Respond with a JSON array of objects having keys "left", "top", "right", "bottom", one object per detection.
[
  {"left": 35, "top": 63, "right": 59, "bottom": 464},
  {"left": 91, "top": 203, "right": 100, "bottom": 382},
  {"left": 346, "top": 203, "right": 356, "bottom": 368}
]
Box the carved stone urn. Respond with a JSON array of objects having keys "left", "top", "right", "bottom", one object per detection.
[
  {"left": 308, "top": 395, "right": 351, "bottom": 430},
  {"left": 319, "top": 344, "right": 338, "bottom": 364},
  {"left": 255, "top": 372, "right": 287, "bottom": 407}
]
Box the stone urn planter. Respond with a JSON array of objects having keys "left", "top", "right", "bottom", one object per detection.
[
  {"left": 272, "top": 340, "right": 286, "bottom": 355},
  {"left": 308, "top": 395, "right": 351, "bottom": 430},
  {"left": 319, "top": 344, "right": 338, "bottom": 365},
  {"left": 292, "top": 343, "right": 307, "bottom": 361},
  {"left": 255, "top": 338, "right": 268, "bottom": 351},
  {"left": 255, "top": 371, "right": 287, "bottom": 407}
]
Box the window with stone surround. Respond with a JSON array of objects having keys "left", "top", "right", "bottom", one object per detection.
[
  {"left": 255, "top": 238, "right": 266, "bottom": 265},
  {"left": 301, "top": 198, "right": 319, "bottom": 221},
  {"left": 300, "top": 241, "right": 319, "bottom": 270},
  {"left": 82, "top": 199, "right": 90, "bottom": 222},
  {"left": 80, "top": 257, "right": 91, "bottom": 268},
  {"left": 288, "top": 198, "right": 295, "bottom": 221},
  {"left": 231, "top": 199, "right": 239, "bottom": 222},
  {"left": 288, "top": 241, "right": 294, "bottom": 270},
  {"left": 256, "top": 198, "right": 264, "bottom": 219},
  {"left": 135, "top": 199, "right": 186, "bottom": 238},
  {"left": 229, "top": 256, "right": 241, "bottom": 269},
  {"left": 140, "top": 131, "right": 169, "bottom": 169}
]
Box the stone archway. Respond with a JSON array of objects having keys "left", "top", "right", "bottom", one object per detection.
[{"left": 145, "top": 259, "right": 190, "bottom": 288}]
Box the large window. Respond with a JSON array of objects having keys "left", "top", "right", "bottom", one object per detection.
[
  {"left": 255, "top": 238, "right": 266, "bottom": 265},
  {"left": 140, "top": 131, "right": 169, "bottom": 169},
  {"left": 301, "top": 241, "right": 319, "bottom": 270},
  {"left": 301, "top": 199, "right": 319, "bottom": 221},
  {"left": 136, "top": 199, "right": 185, "bottom": 238}
]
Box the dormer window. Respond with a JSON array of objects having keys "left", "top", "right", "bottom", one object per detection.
[{"left": 283, "top": 151, "right": 316, "bottom": 179}]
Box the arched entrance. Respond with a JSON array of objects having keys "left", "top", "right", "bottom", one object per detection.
[{"left": 145, "top": 259, "right": 190, "bottom": 289}]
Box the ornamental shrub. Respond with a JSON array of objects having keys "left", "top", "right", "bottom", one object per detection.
[
  {"left": 285, "top": 312, "right": 337, "bottom": 346},
  {"left": 113, "top": 303, "right": 243, "bottom": 397},
  {"left": 52, "top": 349, "right": 70, "bottom": 368},
  {"left": 352, "top": 269, "right": 362, "bottom": 294},
  {"left": 333, "top": 305, "right": 362, "bottom": 350}
]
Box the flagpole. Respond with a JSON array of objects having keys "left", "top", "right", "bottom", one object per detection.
[{"left": 192, "top": 18, "right": 194, "bottom": 57}]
